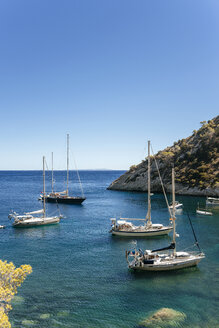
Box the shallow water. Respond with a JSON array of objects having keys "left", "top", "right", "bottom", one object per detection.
[{"left": 0, "top": 170, "right": 218, "bottom": 327}]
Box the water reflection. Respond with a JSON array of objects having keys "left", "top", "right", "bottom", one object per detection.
[{"left": 13, "top": 224, "right": 61, "bottom": 239}]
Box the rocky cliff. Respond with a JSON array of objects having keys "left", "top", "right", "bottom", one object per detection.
[{"left": 108, "top": 116, "right": 219, "bottom": 196}]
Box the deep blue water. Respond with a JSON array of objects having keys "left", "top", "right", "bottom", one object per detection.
[{"left": 0, "top": 170, "right": 219, "bottom": 328}]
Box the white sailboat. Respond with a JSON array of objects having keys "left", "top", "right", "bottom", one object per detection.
[
  {"left": 126, "top": 168, "right": 205, "bottom": 271},
  {"left": 9, "top": 156, "right": 61, "bottom": 228},
  {"left": 110, "top": 141, "right": 173, "bottom": 237}
]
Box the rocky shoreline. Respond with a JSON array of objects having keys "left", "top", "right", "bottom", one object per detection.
[
  {"left": 108, "top": 116, "right": 219, "bottom": 196},
  {"left": 108, "top": 168, "right": 219, "bottom": 196}
]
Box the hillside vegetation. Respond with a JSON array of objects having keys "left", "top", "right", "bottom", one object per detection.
[{"left": 108, "top": 116, "right": 219, "bottom": 196}]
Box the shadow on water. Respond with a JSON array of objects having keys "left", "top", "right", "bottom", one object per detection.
[
  {"left": 128, "top": 265, "right": 203, "bottom": 280},
  {"left": 126, "top": 266, "right": 206, "bottom": 296},
  {"left": 110, "top": 234, "right": 172, "bottom": 242},
  {"left": 12, "top": 224, "right": 61, "bottom": 239}
]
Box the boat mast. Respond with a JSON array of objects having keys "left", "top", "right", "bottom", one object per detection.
[
  {"left": 172, "top": 168, "right": 176, "bottom": 255},
  {"left": 66, "top": 134, "right": 69, "bottom": 196},
  {"left": 146, "top": 140, "right": 151, "bottom": 224},
  {"left": 43, "top": 156, "right": 46, "bottom": 218},
  {"left": 51, "top": 152, "right": 54, "bottom": 193}
]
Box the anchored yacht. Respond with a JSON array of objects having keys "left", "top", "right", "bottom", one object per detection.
[
  {"left": 39, "top": 134, "right": 85, "bottom": 204},
  {"left": 110, "top": 141, "right": 173, "bottom": 237},
  {"left": 126, "top": 169, "right": 205, "bottom": 271},
  {"left": 9, "top": 157, "right": 62, "bottom": 228}
]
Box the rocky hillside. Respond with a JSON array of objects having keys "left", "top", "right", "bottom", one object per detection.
[{"left": 108, "top": 116, "right": 219, "bottom": 196}]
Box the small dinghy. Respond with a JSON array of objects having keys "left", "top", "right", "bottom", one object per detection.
[
  {"left": 196, "top": 203, "right": 213, "bottom": 216},
  {"left": 206, "top": 197, "right": 219, "bottom": 207},
  {"left": 169, "top": 201, "right": 183, "bottom": 210},
  {"left": 196, "top": 209, "right": 213, "bottom": 216}
]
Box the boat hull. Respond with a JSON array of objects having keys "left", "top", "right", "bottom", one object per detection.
[
  {"left": 13, "top": 217, "right": 60, "bottom": 228},
  {"left": 196, "top": 210, "right": 212, "bottom": 216},
  {"left": 206, "top": 203, "right": 219, "bottom": 207},
  {"left": 112, "top": 227, "right": 173, "bottom": 237},
  {"left": 43, "top": 196, "right": 86, "bottom": 204},
  {"left": 130, "top": 257, "right": 204, "bottom": 271}
]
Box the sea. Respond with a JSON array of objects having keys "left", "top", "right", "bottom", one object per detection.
[{"left": 0, "top": 170, "right": 218, "bottom": 328}]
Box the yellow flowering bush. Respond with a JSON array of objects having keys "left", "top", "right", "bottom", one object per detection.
[{"left": 0, "top": 260, "right": 32, "bottom": 328}]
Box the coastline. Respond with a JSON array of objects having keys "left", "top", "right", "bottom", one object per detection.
[{"left": 108, "top": 170, "right": 219, "bottom": 197}]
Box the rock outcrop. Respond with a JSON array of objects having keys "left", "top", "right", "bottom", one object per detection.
[
  {"left": 108, "top": 116, "right": 219, "bottom": 196},
  {"left": 138, "top": 307, "right": 186, "bottom": 328}
]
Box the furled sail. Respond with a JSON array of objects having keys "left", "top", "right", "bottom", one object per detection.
[
  {"left": 151, "top": 242, "right": 175, "bottom": 253},
  {"left": 25, "top": 209, "right": 44, "bottom": 215},
  {"left": 55, "top": 190, "right": 67, "bottom": 195}
]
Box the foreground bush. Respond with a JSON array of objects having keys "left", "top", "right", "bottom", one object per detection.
[{"left": 0, "top": 260, "right": 32, "bottom": 327}]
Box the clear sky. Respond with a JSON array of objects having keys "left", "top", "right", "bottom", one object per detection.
[{"left": 0, "top": 0, "right": 218, "bottom": 170}]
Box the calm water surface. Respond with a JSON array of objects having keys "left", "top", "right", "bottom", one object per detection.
[{"left": 0, "top": 170, "right": 218, "bottom": 327}]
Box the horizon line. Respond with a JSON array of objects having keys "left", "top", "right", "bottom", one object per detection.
[{"left": 0, "top": 169, "right": 127, "bottom": 171}]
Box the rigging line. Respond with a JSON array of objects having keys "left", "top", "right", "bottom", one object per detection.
[
  {"left": 45, "top": 158, "right": 49, "bottom": 171},
  {"left": 52, "top": 178, "right": 56, "bottom": 193},
  {"left": 185, "top": 208, "right": 202, "bottom": 253},
  {"left": 70, "top": 149, "right": 85, "bottom": 198},
  {"left": 177, "top": 194, "right": 203, "bottom": 253},
  {"left": 181, "top": 244, "right": 198, "bottom": 252},
  {"left": 49, "top": 209, "right": 59, "bottom": 217},
  {"left": 150, "top": 145, "right": 172, "bottom": 217},
  {"left": 55, "top": 200, "right": 62, "bottom": 217}
]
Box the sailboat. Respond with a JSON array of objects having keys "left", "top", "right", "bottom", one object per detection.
[
  {"left": 125, "top": 168, "right": 205, "bottom": 271},
  {"left": 39, "top": 134, "right": 86, "bottom": 204},
  {"left": 9, "top": 157, "right": 61, "bottom": 228},
  {"left": 110, "top": 141, "right": 173, "bottom": 237}
]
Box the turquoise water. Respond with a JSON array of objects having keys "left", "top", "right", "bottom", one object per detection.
[{"left": 0, "top": 170, "right": 218, "bottom": 328}]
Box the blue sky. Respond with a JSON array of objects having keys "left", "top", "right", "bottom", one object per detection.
[{"left": 0, "top": 0, "right": 218, "bottom": 170}]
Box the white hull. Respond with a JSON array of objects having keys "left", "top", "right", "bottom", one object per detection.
[
  {"left": 13, "top": 216, "right": 60, "bottom": 228},
  {"left": 130, "top": 256, "right": 204, "bottom": 271},
  {"left": 196, "top": 209, "right": 212, "bottom": 216},
  {"left": 112, "top": 226, "right": 173, "bottom": 237},
  {"left": 206, "top": 197, "right": 219, "bottom": 207},
  {"left": 169, "top": 204, "right": 183, "bottom": 210}
]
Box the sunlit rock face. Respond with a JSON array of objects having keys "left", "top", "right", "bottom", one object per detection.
[{"left": 108, "top": 116, "right": 219, "bottom": 196}]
